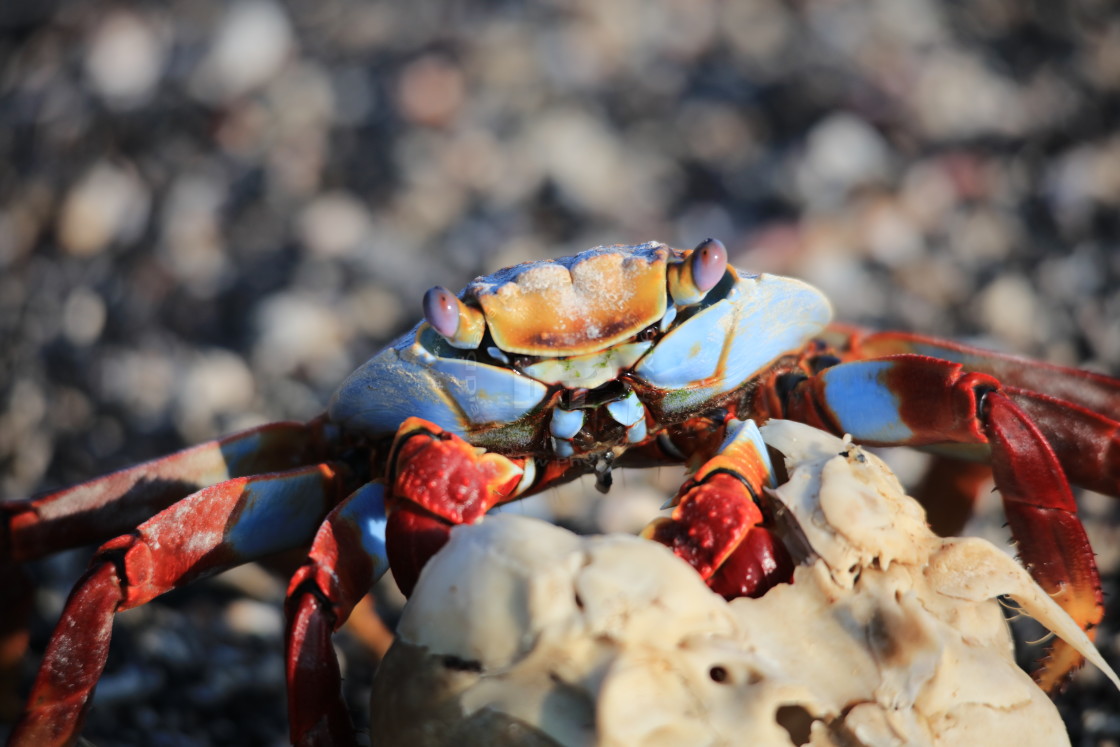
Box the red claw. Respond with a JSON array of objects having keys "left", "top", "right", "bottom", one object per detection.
[
  {"left": 385, "top": 508, "right": 454, "bottom": 597},
  {"left": 644, "top": 420, "right": 793, "bottom": 600},
  {"left": 384, "top": 418, "right": 530, "bottom": 596},
  {"left": 707, "top": 526, "right": 794, "bottom": 600}
]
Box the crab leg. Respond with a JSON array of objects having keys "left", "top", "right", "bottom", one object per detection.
[
  {"left": 824, "top": 326, "right": 1120, "bottom": 496},
  {"left": 9, "top": 463, "right": 352, "bottom": 747},
  {"left": 778, "top": 355, "right": 1102, "bottom": 690},
  {"left": 911, "top": 455, "right": 993, "bottom": 536},
  {"left": 1004, "top": 386, "right": 1120, "bottom": 497},
  {"left": 285, "top": 483, "right": 389, "bottom": 747},
  {"left": 825, "top": 325, "right": 1120, "bottom": 416},
  {"left": 644, "top": 419, "right": 794, "bottom": 599},
  {"left": 2, "top": 419, "right": 335, "bottom": 563}
]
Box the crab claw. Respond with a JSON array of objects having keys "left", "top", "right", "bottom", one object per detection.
[
  {"left": 668, "top": 237, "right": 728, "bottom": 305},
  {"left": 643, "top": 420, "right": 794, "bottom": 599},
  {"left": 385, "top": 417, "right": 531, "bottom": 595},
  {"left": 422, "top": 286, "right": 486, "bottom": 349}
]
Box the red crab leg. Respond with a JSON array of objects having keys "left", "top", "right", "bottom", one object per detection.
[
  {"left": 912, "top": 455, "right": 993, "bottom": 536},
  {"left": 2, "top": 418, "right": 336, "bottom": 563},
  {"left": 1003, "top": 386, "right": 1120, "bottom": 497},
  {"left": 8, "top": 463, "right": 353, "bottom": 747},
  {"left": 285, "top": 483, "right": 389, "bottom": 747},
  {"left": 825, "top": 326, "right": 1120, "bottom": 497},
  {"left": 778, "top": 355, "right": 1102, "bottom": 690},
  {"left": 825, "top": 325, "right": 1120, "bottom": 416},
  {"left": 644, "top": 419, "right": 794, "bottom": 600}
]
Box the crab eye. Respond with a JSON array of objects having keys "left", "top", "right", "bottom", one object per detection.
[
  {"left": 423, "top": 286, "right": 487, "bottom": 349},
  {"left": 668, "top": 238, "right": 730, "bottom": 306},
  {"left": 691, "top": 238, "right": 727, "bottom": 293},
  {"left": 423, "top": 286, "right": 460, "bottom": 339}
]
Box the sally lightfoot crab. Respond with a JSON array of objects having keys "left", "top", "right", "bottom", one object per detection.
[{"left": 4, "top": 241, "right": 1119, "bottom": 745}]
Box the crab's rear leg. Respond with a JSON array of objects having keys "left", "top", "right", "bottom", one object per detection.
[
  {"left": 826, "top": 326, "right": 1120, "bottom": 497},
  {"left": 644, "top": 420, "right": 795, "bottom": 600},
  {"left": 2, "top": 419, "right": 335, "bottom": 563},
  {"left": 776, "top": 354, "right": 1104, "bottom": 691},
  {"left": 1, "top": 419, "right": 337, "bottom": 730},
  {"left": 826, "top": 325, "right": 1120, "bottom": 417},
  {"left": 8, "top": 462, "right": 353, "bottom": 747}
]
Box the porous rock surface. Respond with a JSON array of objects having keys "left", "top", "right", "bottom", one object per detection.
[{"left": 371, "top": 421, "right": 1119, "bottom": 746}]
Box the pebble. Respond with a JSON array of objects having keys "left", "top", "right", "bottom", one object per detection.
[
  {"left": 298, "top": 192, "right": 373, "bottom": 259},
  {"left": 159, "top": 174, "right": 230, "bottom": 292},
  {"left": 85, "top": 11, "right": 166, "bottom": 106},
  {"left": 191, "top": 0, "right": 293, "bottom": 103},
  {"left": 57, "top": 162, "right": 150, "bottom": 257},
  {"left": 795, "top": 112, "right": 892, "bottom": 208},
  {"left": 252, "top": 291, "right": 351, "bottom": 387},
  {"left": 7, "top": 2, "right": 1119, "bottom": 744},
  {"left": 225, "top": 598, "right": 283, "bottom": 638},
  {"left": 175, "top": 349, "right": 257, "bottom": 440},
  {"left": 978, "top": 274, "right": 1043, "bottom": 351},
  {"left": 396, "top": 55, "right": 465, "bottom": 128},
  {"left": 61, "top": 286, "right": 107, "bottom": 346}
]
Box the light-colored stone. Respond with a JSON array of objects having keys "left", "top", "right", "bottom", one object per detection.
[{"left": 371, "top": 420, "right": 1119, "bottom": 746}]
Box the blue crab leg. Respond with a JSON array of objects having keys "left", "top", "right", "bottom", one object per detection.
[
  {"left": 8, "top": 462, "right": 353, "bottom": 747},
  {"left": 778, "top": 354, "right": 1103, "bottom": 691},
  {"left": 285, "top": 483, "right": 389, "bottom": 747},
  {"left": 2, "top": 418, "right": 336, "bottom": 563}
]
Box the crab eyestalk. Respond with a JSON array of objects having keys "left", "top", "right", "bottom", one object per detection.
[
  {"left": 667, "top": 237, "right": 727, "bottom": 306},
  {"left": 423, "top": 286, "right": 486, "bottom": 349}
]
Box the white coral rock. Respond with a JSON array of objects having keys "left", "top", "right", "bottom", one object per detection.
[{"left": 370, "top": 420, "right": 1119, "bottom": 746}]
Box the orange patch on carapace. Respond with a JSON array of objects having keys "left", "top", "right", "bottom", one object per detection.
[{"left": 476, "top": 249, "right": 668, "bottom": 356}]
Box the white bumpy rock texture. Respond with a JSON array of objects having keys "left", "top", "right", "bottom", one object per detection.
[{"left": 370, "top": 420, "right": 1120, "bottom": 746}]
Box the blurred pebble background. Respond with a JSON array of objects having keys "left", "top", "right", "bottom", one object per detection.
[{"left": 1, "top": 0, "right": 1119, "bottom": 744}]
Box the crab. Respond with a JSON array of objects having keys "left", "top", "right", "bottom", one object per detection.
[{"left": 3, "top": 240, "right": 1119, "bottom": 746}]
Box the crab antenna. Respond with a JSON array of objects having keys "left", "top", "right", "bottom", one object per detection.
[
  {"left": 422, "top": 286, "right": 486, "bottom": 349},
  {"left": 668, "top": 238, "right": 729, "bottom": 305}
]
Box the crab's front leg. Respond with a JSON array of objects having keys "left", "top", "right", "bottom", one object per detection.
[
  {"left": 383, "top": 417, "right": 554, "bottom": 594},
  {"left": 285, "top": 482, "right": 389, "bottom": 747},
  {"left": 283, "top": 417, "right": 545, "bottom": 746},
  {"left": 644, "top": 419, "right": 795, "bottom": 599},
  {"left": 772, "top": 355, "right": 1102, "bottom": 691}
]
